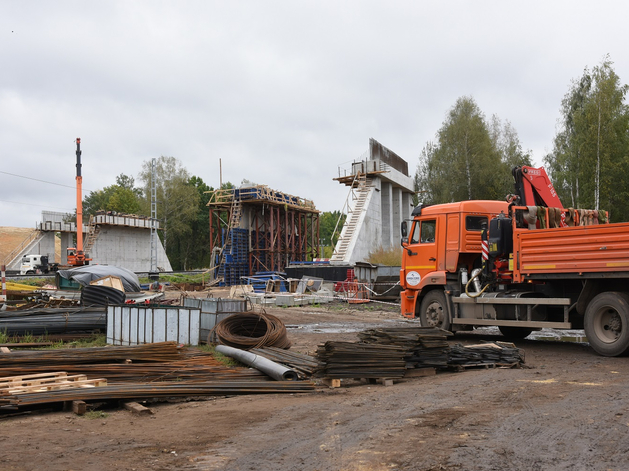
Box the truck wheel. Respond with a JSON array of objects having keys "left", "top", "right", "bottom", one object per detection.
[
  {"left": 584, "top": 292, "right": 629, "bottom": 357},
  {"left": 499, "top": 326, "right": 533, "bottom": 339},
  {"left": 419, "top": 290, "right": 450, "bottom": 331},
  {"left": 26, "top": 270, "right": 35, "bottom": 275}
]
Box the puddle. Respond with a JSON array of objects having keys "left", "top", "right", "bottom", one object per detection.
[
  {"left": 529, "top": 330, "right": 588, "bottom": 343},
  {"left": 288, "top": 319, "right": 411, "bottom": 334},
  {"left": 475, "top": 326, "right": 588, "bottom": 344}
]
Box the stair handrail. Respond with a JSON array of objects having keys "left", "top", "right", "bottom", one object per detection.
[
  {"left": 331, "top": 171, "right": 369, "bottom": 258},
  {"left": 3, "top": 229, "right": 41, "bottom": 266}
]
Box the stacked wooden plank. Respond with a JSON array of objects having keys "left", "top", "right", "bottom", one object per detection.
[
  {"left": 315, "top": 341, "right": 407, "bottom": 379},
  {"left": 358, "top": 327, "right": 452, "bottom": 369}
]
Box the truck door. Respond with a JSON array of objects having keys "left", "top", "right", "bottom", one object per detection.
[{"left": 404, "top": 217, "right": 440, "bottom": 289}]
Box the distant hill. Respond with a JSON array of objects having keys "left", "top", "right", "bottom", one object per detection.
[{"left": 0, "top": 227, "right": 61, "bottom": 265}]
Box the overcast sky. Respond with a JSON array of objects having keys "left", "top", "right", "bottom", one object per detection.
[{"left": 1, "top": 1, "right": 628, "bottom": 228}]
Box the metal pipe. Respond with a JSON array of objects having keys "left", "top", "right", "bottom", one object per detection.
[{"left": 216, "top": 345, "right": 298, "bottom": 381}]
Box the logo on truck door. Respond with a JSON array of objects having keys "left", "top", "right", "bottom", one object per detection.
[{"left": 406, "top": 271, "right": 421, "bottom": 286}]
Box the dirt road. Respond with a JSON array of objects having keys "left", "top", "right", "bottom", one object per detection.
[{"left": 2, "top": 302, "right": 629, "bottom": 470}]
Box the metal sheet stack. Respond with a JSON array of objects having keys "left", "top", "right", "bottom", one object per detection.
[
  {"left": 448, "top": 342, "right": 524, "bottom": 366},
  {"left": 315, "top": 341, "right": 407, "bottom": 379},
  {"left": 358, "top": 327, "right": 453, "bottom": 369}
]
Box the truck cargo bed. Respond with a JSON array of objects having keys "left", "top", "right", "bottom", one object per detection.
[{"left": 514, "top": 222, "right": 629, "bottom": 281}]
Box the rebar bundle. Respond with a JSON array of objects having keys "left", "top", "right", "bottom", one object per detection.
[
  {"left": 0, "top": 307, "right": 107, "bottom": 335},
  {"left": 251, "top": 346, "right": 321, "bottom": 378},
  {"left": 211, "top": 313, "right": 291, "bottom": 350},
  {"left": 0, "top": 380, "right": 315, "bottom": 409},
  {"left": 0, "top": 341, "right": 185, "bottom": 367},
  {"left": 0, "top": 358, "right": 268, "bottom": 383}
]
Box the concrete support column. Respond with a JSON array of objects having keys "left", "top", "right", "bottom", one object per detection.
[
  {"left": 381, "top": 182, "right": 392, "bottom": 249},
  {"left": 60, "top": 233, "right": 73, "bottom": 264},
  {"left": 391, "top": 187, "right": 402, "bottom": 248},
  {"left": 38, "top": 233, "right": 57, "bottom": 263},
  {"left": 402, "top": 191, "right": 412, "bottom": 220}
]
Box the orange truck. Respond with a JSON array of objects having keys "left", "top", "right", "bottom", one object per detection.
[{"left": 400, "top": 166, "right": 629, "bottom": 356}]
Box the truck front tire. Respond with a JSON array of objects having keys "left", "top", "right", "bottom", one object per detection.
[
  {"left": 584, "top": 292, "right": 629, "bottom": 357},
  {"left": 419, "top": 290, "right": 451, "bottom": 331}
]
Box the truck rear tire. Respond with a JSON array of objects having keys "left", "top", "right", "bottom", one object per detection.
[
  {"left": 419, "top": 290, "right": 450, "bottom": 331},
  {"left": 584, "top": 292, "right": 629, "bottom": 357},
  {"left": 498, "top": 326, "right": 533, "bottom": 340}
]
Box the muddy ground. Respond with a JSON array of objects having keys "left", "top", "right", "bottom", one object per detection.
[{"left": 2, "top": 299, "right": 629, "bottom": 471}]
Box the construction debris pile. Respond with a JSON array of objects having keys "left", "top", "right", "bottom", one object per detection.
[{"left": 0, "top": 341, "right": 314, "bottom": 412}]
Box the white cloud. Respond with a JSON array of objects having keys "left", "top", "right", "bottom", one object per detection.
[{"left": 1, "top": 0, "right": 629, "bottom": 227}]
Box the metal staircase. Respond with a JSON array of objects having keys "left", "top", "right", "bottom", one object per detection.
[
  {"left": 3, "top": 229, "right": 43, "bottom": 269},
  {"left": 84, "top": 216, "right": 101, "bottom": 257},
  {"left": 331, "top": 173, "right": 373, "bottom": 262}
]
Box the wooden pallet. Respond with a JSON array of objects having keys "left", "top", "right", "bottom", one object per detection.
[{"left": 0, "top": 372, "right": 107, "bottom": 395}]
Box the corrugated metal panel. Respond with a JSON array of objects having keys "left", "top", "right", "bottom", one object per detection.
[
  {"left": 182, "top": 298, "right": 248, "bottom": 343},
  {"left": 107, "top": 305, "right": 201, "bottom": 346}
]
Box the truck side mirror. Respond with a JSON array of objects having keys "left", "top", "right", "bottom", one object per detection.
[{"left": 400, "top": 221, "right": 408, "bottom": 246}]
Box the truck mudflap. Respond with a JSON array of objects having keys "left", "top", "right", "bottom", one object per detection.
[{"left": 401, "top": 289, "right": 418, "bottom": 319}]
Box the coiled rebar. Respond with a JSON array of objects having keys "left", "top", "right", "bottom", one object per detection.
[{"left": 211, "top": 312, "right": 291, "bottom": 350}]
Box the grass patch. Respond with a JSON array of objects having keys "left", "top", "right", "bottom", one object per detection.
[
  {"left": 367, "top": 246, "right": 402, "bottom": 266},
  {"left": 84, "top": 411, "right": 109, "bottom": 419},
  {"left": 0, "top": 329, "right": 55, "bottom": 345},
  {"left": 194, "top": 344, "right": 242, "bottom": 367},
  {"left": 16, "top": 278, "right": 50, "bottom": 287},
  {"left": 139, "top": 273, "right": 208, "bottom": 285},
  {"left": 61, "top": 334, "right": 108, "bottom": 348}
]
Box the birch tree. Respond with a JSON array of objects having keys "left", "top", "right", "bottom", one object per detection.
[
  {"left": 545, "top": 57, "right": 629, "bottom": 220},
  {"left": 415, "top": 97, "right": 520, "bottom": 204}
]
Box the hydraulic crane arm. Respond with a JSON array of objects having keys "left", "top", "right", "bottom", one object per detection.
[{"left": 512, "top": 165, "right": 563, "bottom": 209}]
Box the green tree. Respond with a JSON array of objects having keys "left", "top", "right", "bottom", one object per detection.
[
  {"left": 186, "top": 176, "right": 213, "bottom": 269},
  {"left": 416, "top": 97, "right": 521, "bottom": 204},
  {"left": 545, "top": 56, "right": 629, "bottom": 220},
  {"left": 319, "top": 210, "right": 346, "bottom": 257},
  {"left": 139, "top": 156, "right": 200, "bottom": 270},
  {"left": 83, "top": 173, "right": 142, "bottom": 216}
]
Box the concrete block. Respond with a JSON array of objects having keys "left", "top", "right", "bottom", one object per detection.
[{"left": 276, "top": 295, "right": 295, "bottom": 307}]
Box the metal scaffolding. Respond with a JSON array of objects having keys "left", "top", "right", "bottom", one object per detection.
[{"left": 207, "top": 185, "right": 320, "bottom": 284}]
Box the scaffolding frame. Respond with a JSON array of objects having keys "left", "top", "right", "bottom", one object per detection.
[{"left": 207, "top": 186, "right": 320, "bottom": 281}]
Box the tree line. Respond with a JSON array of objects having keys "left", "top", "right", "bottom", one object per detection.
[
  {"left": 415, "top": 56, "right": 629, "bottom": 223},
  {"left": 80, "top": 156, "right": 343, "bottom": 270}
]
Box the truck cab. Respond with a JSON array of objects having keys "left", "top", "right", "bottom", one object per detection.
[
  {"left": 400, "top": 200, "right": 509, "bottom": 329},
  {"left": 20, "top": 254, "right": 46, "bottom": 275}
]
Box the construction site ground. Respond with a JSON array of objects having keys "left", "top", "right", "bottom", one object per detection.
[{"left": 2, "top": 298, "right": 629, "bottom": 471}]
